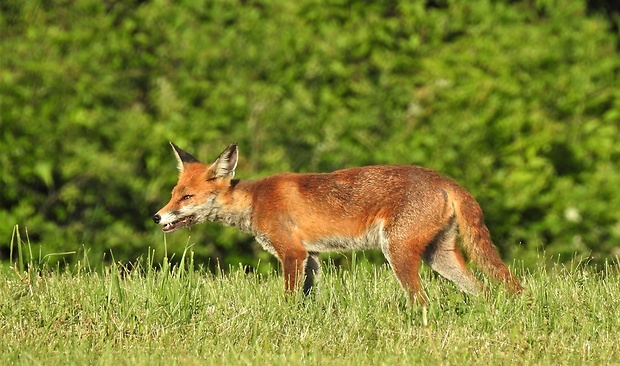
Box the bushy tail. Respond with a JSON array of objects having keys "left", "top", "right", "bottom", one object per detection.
[{"left": 452, "top": 188, "right": 524, "bottom": 294}]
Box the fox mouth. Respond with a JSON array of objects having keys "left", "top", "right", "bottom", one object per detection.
[{"left": 162, "top": 216, "right": 195, "bottom": 232}]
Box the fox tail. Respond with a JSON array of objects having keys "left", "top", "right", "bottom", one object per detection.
[{"left": 453, "top": 189, "right": 524, "bottom": 294}]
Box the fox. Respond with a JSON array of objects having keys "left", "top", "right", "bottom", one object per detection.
[{"left": 153, "top": 142, "right": 523, "bottom": 305}]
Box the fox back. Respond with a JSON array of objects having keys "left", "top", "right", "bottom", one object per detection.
[{"left": 154, "top": 143, "right": 523, "bottom": 304}]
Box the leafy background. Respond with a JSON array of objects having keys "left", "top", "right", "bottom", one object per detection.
[{"left": 1, "top": 0, "right": 619, "bottom": 270}]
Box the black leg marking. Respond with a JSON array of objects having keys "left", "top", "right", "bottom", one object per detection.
[{"left": 303, "top": 253, "right": 320, "bottom": 296}]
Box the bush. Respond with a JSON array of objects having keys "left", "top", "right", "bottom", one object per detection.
[{"left": 1, "top": 0, "right": 619, "bottom": 269}]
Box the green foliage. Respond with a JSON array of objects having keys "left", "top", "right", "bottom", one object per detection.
[
  {"left": 1, "top": 0, "right": 619, "bottom": 268},
  {"left": 1, "top": 254, "right": 620, "bottom": 364}
]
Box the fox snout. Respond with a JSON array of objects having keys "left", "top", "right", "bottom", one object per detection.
[{"left": 152, "top": 214, "right": 161, "bottom": 224}]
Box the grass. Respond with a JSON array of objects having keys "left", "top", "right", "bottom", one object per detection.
[{"left": 1, "top": 231, "right": 620, "bottom": 365}]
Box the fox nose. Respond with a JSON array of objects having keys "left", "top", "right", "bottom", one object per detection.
[{"left": 152, "top": 214, "right": 161, "bottom": 224}]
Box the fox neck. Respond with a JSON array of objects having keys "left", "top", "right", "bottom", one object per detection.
[{"left": 204, "top": 180, "right": 254, "bottom": 234}]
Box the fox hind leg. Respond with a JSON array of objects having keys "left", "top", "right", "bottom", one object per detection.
[
  {"left": 383, "top": 241, "right": 427, "bottom": 306},
  {"left": 423, "top": 215, "right": 483, "bottom": 295}
]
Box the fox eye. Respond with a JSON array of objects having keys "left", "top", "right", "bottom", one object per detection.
[{"left": 181, "top": 194, "right": 193, "bottom": 201}]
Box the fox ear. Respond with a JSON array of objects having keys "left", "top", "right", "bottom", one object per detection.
[
  {"left": 208, "top": 143, "right": 238, "bottom": 179},
  {"left": 169, "top": 142, "right": 200, "bottom": 173}
]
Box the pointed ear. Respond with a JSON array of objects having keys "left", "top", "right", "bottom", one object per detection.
[
  {"left": 208, "top": 143, "right": 238, "bottom": 179},
  {"left": 169, "top": 142, "right": 200, "bottom": 173}
]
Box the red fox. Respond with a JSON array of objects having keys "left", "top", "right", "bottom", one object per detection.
[{"left": 153, "top": 142, "right": 523, "bottom": 304}]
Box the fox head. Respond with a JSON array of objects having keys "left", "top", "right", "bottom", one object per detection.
[{"left": 153, "top": 142, "right": 238, "bottom": 232}]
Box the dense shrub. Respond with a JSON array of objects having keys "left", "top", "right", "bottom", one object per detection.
[{"left": 1, "top": 0, "right": 619, "bottom": 269}]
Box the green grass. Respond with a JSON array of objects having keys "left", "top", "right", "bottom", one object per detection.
[{"left": 1, "top": 247, "right": 619, "bottom": 365}]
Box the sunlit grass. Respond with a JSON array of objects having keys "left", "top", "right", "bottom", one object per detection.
[
  {"left": 1, "top": 265, "right": 618, "bottom": 365},
  {"left": 1, "top": 231, "right": 619, "bottom": 365}
]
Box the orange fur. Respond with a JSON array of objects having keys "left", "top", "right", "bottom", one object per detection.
[{"left": 153, "top": 143, "right": 523, "bottom": 304}]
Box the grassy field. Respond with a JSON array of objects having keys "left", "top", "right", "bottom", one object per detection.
[{"left": 1, "top": 246, "right": 619, "bottom": 365}]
